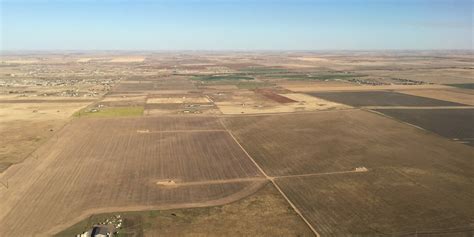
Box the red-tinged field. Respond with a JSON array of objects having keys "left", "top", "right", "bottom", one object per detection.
[
  {"left": 0, "top": 116, "right": 264, "bottom": 236},
  {"left": 276, "top": 168, "right": 474, "bottom": 236},
  {"left": 255, "top": 89, "right": 297, "bottom": 103}
]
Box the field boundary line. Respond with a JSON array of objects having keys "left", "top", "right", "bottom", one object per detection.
[
  {"left": 156, "top": 177, "right": 267, "bottom": 187},
  {"left": 216, "top": 107, "right": 357, "bottom": 118},
  {"left": 218, "top": 118, "right": 321, "bottom": 237},
  {"left": 360, "top": 108, "right": 471, "bottom": 145},
  {"left": 138, "top": 129, "right": 227, "bottom": 134},
  {"left": 0, "top": 179, "right": 8, "bottom": 189},
  {"left": 361, "top": 106, "right": 474, "bottom": 110},
  {"left": 270, "top": 180, "right": 320, "bottom": 237},
  {"left": 363, "top": 109, "right": 430, "bottom": 132},
  {"left": 363, "top": 108, "right": 472, "bottom": 146},
  {"left": 275, "top": 169, "right": 369, "bottom": 179},
  {"left": 50, "top": 180, "right": 266, "bottom": 236},
  {"left": 0, "top": 106, "right": 87, "bottom": 178}
]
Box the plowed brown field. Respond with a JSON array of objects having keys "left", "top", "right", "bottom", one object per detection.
[
  {"left": 222, "top": 110, "right": 474, "bottom": 177},
  {"left": 0, "top": 116, "right": 264, "bottom": 236},
  {"left": 276, "top": 168, "right": 474, "bottom": 236}
]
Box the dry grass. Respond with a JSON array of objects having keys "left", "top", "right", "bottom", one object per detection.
[
  {"left": 0, "top": 100, "right": 91, "bottom": 170},
  {"left": 56, "top": 183, "right": 314, "bottom": 237},
  {"left": 276, "top": 168, "right": 474, "bottom": 236},
  {"left": 214, "top": 91, "right": 347, "bottom": 115}
]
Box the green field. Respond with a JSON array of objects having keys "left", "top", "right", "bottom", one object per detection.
[
  {"left": 447, "top": 83, "right": 474, "bottom": 90},
  {"left": 266, "top": 72, "right": 367, "bottom": 81},
  {"left": 239, "top": 67, "right": 289, "bottom": 74},
  {"left": 74, "top": 106, "right": 144, "bottom": 117},
  {"left": 192, "top": 75, "right": 254, "bottom": 81},
  {"left": 236, "top": 81, "right": 273, "bottom": 89}
]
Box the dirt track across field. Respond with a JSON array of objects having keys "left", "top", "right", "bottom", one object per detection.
[{"left": 0, "top": 116, "right": 267, "bottom": 236}]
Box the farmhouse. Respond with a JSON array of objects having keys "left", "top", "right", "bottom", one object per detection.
[
  {"left": 76, "top": 225, "right": 113, "bottom": 237},
  {"left": 91, "top": 226, "right": 112, "bottom": 237}
]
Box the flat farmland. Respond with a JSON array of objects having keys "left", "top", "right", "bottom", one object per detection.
[
  {"left": 222, "top": 110, "right": 474, "bottom": 176},
  {"left": 397, "top": 88, "right": 474, "bottom": 106},
  {"left": 70, "top": 116, "right": 225, "bottom": 132},
  {"left": 57, "top": 183, "right": 314, "bottom": 237},
  {"left": 144, "top": 94, "right": 219, "bottom": 115},
  {"left": 145, "top": 103, "right": 220, "bottom": 115},
  {"left": 4, "top": 52, "right": 474, "bottom": 236},
  {"left": 111, "top": 77, "right": 196, "bottom": 93},
  {"left": 0, "top": 98, "right": 93, "bottom": 172},
  {"left": 309, "top": 91, "right": 465, "bottom": 107},
  {"left": 214, "top": 90, "right": 347, "bottom": 115},
  {"left": 255, "top": 89, "right": 297, "bottom": 103},
  {"left": 113, "top": 81, "right": 157, "bottom": 91},
  {"left": 375, "top": 109, "right": 474, "bottom": 146},
  {"left": 276, "top": 168, "right": 474, "bottom": 236},
  {"left": 0, "top": 116, "right": 264, "bottom": 236}
]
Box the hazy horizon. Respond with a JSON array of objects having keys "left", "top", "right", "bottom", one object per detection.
[{"left": 1, "top": 0, "right": 473, "bottom": 51}]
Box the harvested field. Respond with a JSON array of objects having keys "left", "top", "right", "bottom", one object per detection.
[
  {"left": 152, "top": 82, "right": 196, "bottom": 91},
  {"left": 0, "top": 102, "right": 91, "bottom": 122},
  {"left": 146, "top": 96, "right": 210, "bottom": 104},
  {"left": 309, "top": 91, "right": 465, "bottom": 107},
  {"left": 255, "top": 89, "right": 296, "bottom": 103},
  {"left": 97, "top": 100, "right": 145, "bottom": 108},
  {"left": 144, "top": 94, "right": 217, "bottom": 115},
  {"left": 280, "top": 82, "right": 450, "bottom": 92},
  {"left": 113, "top": 82, "right": 158, "bottom": 91},
  {"left": 5, "top": 51, "right": 474, "bottom": 237},
  {"left": 214, "top": 91, "right": 347, "bottom": 115},
  {"left": 101, "top": 95, "right": 147, "bottom": 102},
  {"left": 111, "top": 77, "right": 196, "bottom": 92},
  {"left": 59, "top": 116, "right": 225, "bottom": 136},
  {"left": 203, "top": 84, "right": 239, "bottom": 90},
  {"left": 74, "top": 106, "right": 144, "bottom": 117},
  {"left": 216, "top": 101, "right": 295, "bottom": 114},
  {"left": 276, "top": 167, "right": 474, "bottom": 236},
  {"left": 0, "top": 101, "right": 92, "bottom": 171},
  {"left": 283, "top": 93, "right": 347, "bottom": 108},
  {"left": 222, "top": 110, "right": 474, "bottom": 176},
  {"left": 0, "top": 120, "right": 59, "bottom": 169},
  {"left": 374, "top": 109, "right": 474, "bottom": 146},
  {"left": 0, "top": 99, "right": 96, "bottom": 103},
  {"left": 145, "top": 103, "right": 219, "bottom": 115},
  {"left": 56, "top": 183, "right": 314, "bottom": 237},
  {"left": 105, "top": 91, "right": 149, "bottom": 96},
  {"left": 0, "top": 116, "right": 264, "bottom": 236},
  {"left": 278, "top": 81, "right": 359, "bottom": 92}
]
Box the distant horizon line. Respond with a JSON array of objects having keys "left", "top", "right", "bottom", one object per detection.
[{"left": 2, "top": 49, "right": 473, "bottom": 53}]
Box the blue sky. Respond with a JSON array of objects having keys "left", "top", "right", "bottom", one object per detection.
[{"left": 1, "top": 0, "right": 472, "bottom": 50}]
